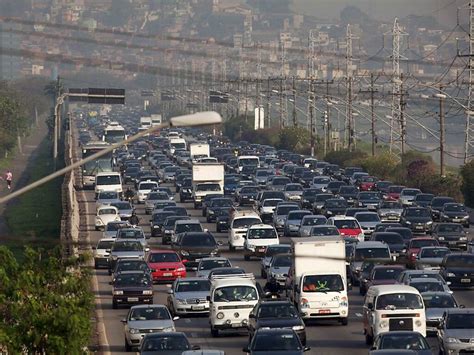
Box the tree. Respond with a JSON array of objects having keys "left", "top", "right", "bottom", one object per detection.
[
  {"left": 0, "top": 247, "right": 93, "bottom": 354},
  {"left": 324, "top": 149, "right": 367, "bottom": 167},
  {"left": 359, "top": 153, "right": 398, "bottom": 181},
  {"left": 461, "top": 160, "right": 474, "bottom": 207},
  {"left": 277, "top": 127, "right": 310, "bottom": 153},
  {"left": 405, "top": 159, "right": 437, "bottom": 189}
]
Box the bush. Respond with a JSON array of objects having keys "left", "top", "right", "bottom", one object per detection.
[{"left": 357, "top": 153, "right": 399, "bottom": 180}]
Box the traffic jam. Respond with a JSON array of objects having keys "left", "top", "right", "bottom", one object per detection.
[{"left": 83, "top": 113, "right": 474, "bottom": 355}]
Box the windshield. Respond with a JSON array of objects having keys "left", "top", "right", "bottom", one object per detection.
[
  {"left": 211, "top": 199, "right": 233, "bottom": 207},
  {"left": 423, "top": 294, "right": 456, "bottom": 308},
  {"left": 199, "top": 259, "right": 231, "bottom": 270},
  {"left": 405, "top": 208, "right": 431, "bottom": 217},
  {"left": 248, "top": 228, "right": 277, "bottom": 239},
  {"left": 374, "top": 234, "right": 404, "bottom": 244},
  {"left": 272, "top": 177, "right": 291, "bottom": 185},
  {"left": 99, "top": 208, "right": 117, "bottom": 215},
  {"left": 148, "top": 192, "right": 169, "bottom": 200},
  {"left": 334, "top": 220, "right": 360, "bottom": 229},
  {"left": 302, "top": 274, "right": 344, "bottom": 292},
  {"left": 114, "top": 273, "right": 151, "bottom": 287},
  {"left": 263, "top": 199, "right": 282, "bottom": 207},
  {"left": 416, "top": 194, "right": 434, "bottom": 201},
  {"left": 98, "top": 191, "right": 118, "bottom": 199},
  {"left": 176, "top": 280, "right": 210, "bottom": 292},
  {"left": 313, "top": 177, "right": 330, "bottom": 184},
  {"left": 106, "top": 222, "right": 126, "bottom": 231},
  {"left": 302, "top": 217, "right": 327, "bottom": 226},
  {"left": 355, "top": 247, "right": 390, "bottom": 261},
  {"left": 238, "top": 158, "right": 259, "bottom": 166},
  {"left": 288, "top": 212, "right": 310, "bottom": 220},
  {"left": 437, "top": 224, "right": 464, "bottom": 233},
  {"left": 444, "top": 204, "right": 466, "bottom": 212},
  {"left": 148, "top": 252, "right": 180, "bottom": 263},
  {"left": 380, "top": 201, "right": 402, "bottom": 209},
  {"left": 420, "top": 248, "right": 450, "bottom": 258},
  {"left": 276, "top": 206, "right": 298, "bottom": 215},
  {"left": 286, "top": 185, "right": 303, "bottom": 192},
  {"left": 446, "top": 314, "right": 474, "bottom": 329},
  {"left": 117, "top": 260, "right": 149, "bottom": 272},
  {"left": 83, "top": 159, "right": 113, "bottom": 175},
  {"left": 96, "top": 175, "right": 120, "bottom": 185},
  {"left": 129, "top": 307, "right": 170, "bottom": 321},
  {"left": 170, "top": 142, "right": 186, "bottom": 149},
  {"left": 139, "top": 183, "right": 157, "bottom": 190},
  {"left": 411, "top": 239, "right": 438, "bottom": 248},
  {"left": 196, "top": 184, "right": 221, "bottom": 192},
  {"left": 118, "top": 230, "right": 143, "bottom": 239},
  {"left": 379, "top": 333, "right": 429, "bottom": 350},
  {"left": 97, "top": 240, "right": 114, "bottom": 249},
  {"left": 213, "top": 286, "right": 258, "bottom": 302},
  {"left": 241, "top": 187, "right": 258, "bottom": 194},
  {"left": 311, "top": 226, "right": 340, "bottom": 236},
  {"left": 389, "top": 186, "right": 404, "bottom": 193},
  {"left": 181, "top": 234, "right": 216, "bottom": 247},
  {"left": 272, "top": 255, "right": 292, "bottom": 267},
  {"left": 444, "top": 255, "right": 474, "bottom": 266},
  {"left": 176, "top": 223, "right": 202, "bottom": 233},
  {"left": 232, "top": 218, "right": 261, "bottom": 229},
  {"left": 340, "top": 186, "right": 358, "bottom": 194},
  {"left": 265, "top": 246, "right": 290, "bottom": 257},
  {"left": 253, "top": 333, "right": 301, "bottom": 351},
  {"left": 403, "top": 189, "right": 420, "bottom": 196},
  {"left": 358, "top": 193, "right": 379, "bottom": 201},
  {"left": 141, "top": 335, "right": 189, "bottom": 351},
  {"left": 112, "top": 241, "right": 143, "bottom": 252},
  {"left": 373, "top": 268, "right": 403, "bottom": 280},
  {"left": 110, "top": 202, "right": 131, "bottom": 210},
  {"left": 411, "top": 281, "right": 444, "bottom": 293},
  {"left": 257, "top": 304, "right": 298, "bottom": 318},
  {"left": 326, "top": 200, "right": 347, "bottom": 208},
  {"left": 376, "top": 293, "right": 423, "bottom": 310}
]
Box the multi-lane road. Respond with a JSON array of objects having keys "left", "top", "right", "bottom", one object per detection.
[{"left": 79, "top": 178, "right": 474, "bottom": 355}]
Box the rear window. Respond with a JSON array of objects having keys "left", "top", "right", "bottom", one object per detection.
[{"left": 232, "top": 217, "right": 261, "bottom": 229}]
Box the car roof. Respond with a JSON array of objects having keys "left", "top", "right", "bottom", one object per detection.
[
  {"left": 175, "top": 276, "right": 210, "bottom": 283},
  {"left": 355, "top": 241, "right": 388, "bottom": 248},
  {"left": 329, "top": 216, "right": 357, "bottom": 221},
  {"left": 175, "top": 219, "right": 200, "bottom": 225},
  {"left": 149, "top": 249, "right": 178, "bottom": 254},
  {"left": 408, "top": 278, "right": 442, "bottom": 283},
  {"left": 248, "top": 224, "right": 275, "bottom": 229},
  {"left": 367, "top": 284, "right": 421, "bottom": 294},
  {"left": 445, "top": 308, "right": 474, "bottom": 315}
]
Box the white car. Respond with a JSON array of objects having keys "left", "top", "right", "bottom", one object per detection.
[
  {"left": 95, "top": 206, "right": 120, "bottom": 231},
  {"left": 244, "top": 224, "right": 279, "bottom": 261},
  {"left": 93, "top": 238, "right": 115, "bottom": 269},
  {"left": 137, "top": 180, "right": 159, "bottom": 203}
]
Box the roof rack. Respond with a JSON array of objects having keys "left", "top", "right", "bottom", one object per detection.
[{"left": 210, "top": 273, "right": 255, "bottom": 282}]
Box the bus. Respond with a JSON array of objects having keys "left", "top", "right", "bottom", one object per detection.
[
  {"left": 81, "top": 141, "right": 114, "bottom": 188},
  {"left": 237, "top": 155, "right": 260, "bottom": 172},
  {"left": 103, "top": 121, "right": 126, "bottom": 143}
]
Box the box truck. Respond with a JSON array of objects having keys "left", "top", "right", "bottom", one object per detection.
[{"left": 192, "top": 163, "right": 224, "bottom": 208}]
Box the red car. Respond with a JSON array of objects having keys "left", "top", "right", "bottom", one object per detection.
[
  {"left": 360, "top": 264, "right": 406, "bottom": 295},
  {"left": 358, "top": 176, "right": 378, "bottom": 191},
  {"left": 385, "top": 185, "right": 405, "bottom": 201},
  {"left": 146, "top": 249, "right": 186, "bottom": 282},
  {"left": 406, "top": 237, "right": 439, "bottom": 267}
]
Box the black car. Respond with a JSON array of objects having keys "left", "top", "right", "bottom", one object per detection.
[
  {"left": 440, "top": 203, "right": 470, "bottom": 227},
  {"left": 374, "top": 223, "right": 403, "bottom": 232},
  {"left": 299, "top": 189, "right": 320, "bottom": 210},
  {"left": 206, "top": 197, "right": 233, "bottom": 222},
  {"left": 430, "top": 196, "right": 455, "bottom": 221},
  {"left": 370, "top": 232, "right": 407, "bottom": 258},
  {"left": 163, "top": 206, "right": 188, "bottom": 217},
  {"left": 179, "top": 177, "right": 193, "bottom": 202},
  {"left": 238, "top": 185, "right": 260, "bottom": 206},
  {"left": 320, "top": 198, "right": 348, "bottom": 218},
  {"left": 111, "top": 258, "right": 153, "bottom": 282},
  {"left": 356, "top": 191, "right": 381, "bottom": 211},
  {"left": 150, "top": 211, "right": 175, "bottom": 238},
  {"left": 440, "top": 253, "right": 474, "bottom": 288},
  {"left": 244, "top": 328, "right": 310, "bottom": 355},
  {"left": 385, "top": 227, "right": 413, "bottom": 243},
  {"left": 111, "top": 270, "right": 153, "bottom": 309},
  {"left": 312, "top": 193, "right": 334, "bottom": 214},
  {"left": 139, "top": 332, "right": 199, "bottom": 355},
  {"left": 337, "top": 185, "right": 359, "bottom": 206},
  {"left": 172, "top": 232, "right": 220, "bottom": 271},
  {"left": 326, "top": 181, "right": 347, "bottom": 195},
  {"left": 175, "top": 173, "right": 192, "bottom": 192},
  {"left": 248, "top": 300, "right": 306, "bottom": 345},
  {"left": 400, "top": 207, "right": 433, "bottom": 234},
  {"left": 413, "top": 193, "right": 434, "bottom": 207},
  {"left": 161, "top": 216, "right": 190, "bottom": 244},
  {"left": 215, "top": 208, "right": 231, "bottom": 232},
  {"left": 432, "top": 223, "right": 468, "bottom": 250},
  {"left": 299, "top": 171, "right": 316, "bottom": 188},
  {"left": 201, "top": 194, "right": 224, "bottom": 216}
]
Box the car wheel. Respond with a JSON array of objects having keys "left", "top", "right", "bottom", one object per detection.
[
  {"left": 217, "top": 226, "right": 221, "bottom": 233},
  {"left": 94, "top": 262, "right": 99, "bottom": 270},
  {"left": 211, "top": 327, "right": 219, "bottom": 337},
  {"left": 244, "top": 254, "right": 250, "bottom": 261},
  {"left": 341, "top": 317, "right": 348, "bottom": 326},
  {"left": 124, "top": 338, "right": 132, "bottom": 352},
  {"left": 359, "top": 287, "right": 365, "bottom": 296},
  {"left": 229, "top": 244, "right": 235, "bottom": 252},
  {"left": 365, "top": 330, "right": 373, "bottom": 345},
  {"left": 261, "top": 269, "right": 266, "bottom": 278},
  {"left": 112, "top": 300, "right": 118, "bottom": 309},
  {"left": 95, "top": 226, "right": 99, "bottom": 231}
]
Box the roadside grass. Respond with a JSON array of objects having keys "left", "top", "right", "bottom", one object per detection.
[{"left": 3, "top": 138, "right": 63, "bottom": 254}]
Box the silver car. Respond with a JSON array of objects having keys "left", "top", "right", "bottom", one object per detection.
[
  {"left": 438, "top": 308, "right": 474, "bottom": 354},
  {"left": 167, "top": 277, "right": 211, "bottom": 316},
  {"left": 298, "top": 215, "right": 328, "bottom": 237},
  {"left": 283, "top": 183, "right": 304, "bottom": 201},
  {"left": 407, "top": 277, "right": 452, "bottom": 294},
  {"left": 422, "top": 291, "right": 459, "bottom": 334},
  {"left": 103, "top": 220, "right": 130, "bottom": 239},
  {"left": 260, "top": 244, "right": 291, "bottom": 279},
  {"left": 267, "top": 253, "right": 293, "bottom": 286},
  {"left": 122, "top": 304, "right": 178, "bottom": 351},
  {"left": 93, "top": 238, "right": 115, "bottom": 269},
  {"left": 416, "top": 246, "right": 451, "bottom": 271},
  {"left": 354, "top": 211, "right": 381, "bottom": 237},
  {"left": 108, "top": 239, "right": 148, "bottom": 273},
  {"left": 110, "top": 201, "right": 134, "bottom": 221},
  {"left": 144, "top": 192, "right": 171, "bottom": 214},
  {"left": 377, "top": 200, "right": 403, "bottom": 223},
  {"left": 95, "top": 190, "right": 120, "bottom": 209},
  {"left": 195, "top": 257, "right": 232, "bottom": 278}
]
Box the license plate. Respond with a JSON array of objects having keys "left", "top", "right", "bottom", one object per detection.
[
  {"left": 388, "top": 216, "right": 398, "bottom": 220},
  {"left": 191, "top": 305, "right": 205, "bottom": 310},
  {"left": 231, "top": 323, "right": 241, "bottom": 328},
  {"left": 416, "top": 226, "right": 423, "bottom": 230},
  {"left": 258, "top": 248, "right": 265, "bottom": 253},
  {"left": 127, "top": 297, "right": 139, "bottom": 302},
  {"left": 319, "top": 309, "right": 331, "bottom": 314},
  {"left": 163, "top": 273, "right": 172, "bottom": 277},
  {"left": 461, "top": 278, "right": 471, "bottom": 283}
]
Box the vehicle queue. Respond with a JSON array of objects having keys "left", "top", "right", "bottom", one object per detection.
[{"left": 84, "top": 113, "right": 474, "bottom": 355}]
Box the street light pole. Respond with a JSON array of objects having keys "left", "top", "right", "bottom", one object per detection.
[
  {"left": 309, "top": 79, "right": 315, "bottom": 156},
  {"left": 438, "top": 90, "right": 446, "bottom": 177}
]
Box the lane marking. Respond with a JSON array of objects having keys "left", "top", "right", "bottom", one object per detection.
[
  {"left": 355, "top": 313, "right": 363, "bottom": 317},
  {"left": 184, "top": 318, "right": 192, "bottom": 324}
]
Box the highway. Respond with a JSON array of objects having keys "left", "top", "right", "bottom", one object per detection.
[{"left": 80, "top": 180, "right": 474, "bottom": 355}]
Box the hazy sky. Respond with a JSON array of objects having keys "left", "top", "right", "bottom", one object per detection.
[{"left": 291, "top": 0, "right": 466, "bottom": 26}]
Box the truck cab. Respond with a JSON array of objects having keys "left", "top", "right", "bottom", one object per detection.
[{"left": 208, "top": 274, "right": 260, "bottom": 337}]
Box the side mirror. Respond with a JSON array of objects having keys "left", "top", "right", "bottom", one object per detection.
[
  {"left": 204, "top": 228, "right": 209, "bottom": 232},
  {"left": 192, "top": 345, "right": 201, "bottom": 350},
  {"left": 167, "top": 289, "right": 173, "bottom": 294},
  {"left": 108, "top": 281, "right": 113, "bottom": 285},
  {"left": 145, "top": 247, "right": 150, "bottom": 252},
  {"left": 206, "top": 296, "right": 211, "bottom": 301},
  {"left": 121, "top": 318, "right": 127, "bottom": 323},
  {"left": 459, "top": 304, "right": 465, "bottom": 308},
  {"left": 92, "top": 246, "right": 96, "bottom": 250},
  {"left": 106, "top": 249, "right": 111, "bottom": 253},
  {"left": 283, "top": 274, "right": 288, "bottom": 277},
  {"left": 173, "top": 316, "right": 180, "bottom": 321},
  {"left": 249, "top": 313, "right": 255, "bottom": 319},
  {"left": 304, "top": 347, "right": 311, "bottom": 352},
  {"left": 446, "top": 281, "right": 451, "bottom": 286},
  {"left": 217, "top": 241, "right": 223, "bottom": 246},
  {"left": 367, "top": 303, "right": 374, "bottom": 310}
]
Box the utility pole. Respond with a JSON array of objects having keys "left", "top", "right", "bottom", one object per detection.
[
  {"left": 244, "top": 80, "right": 249, "bottom": 123},
  {"left": 345, "top": 25, "right": 357, "bottom": 151},
  {"left": 465, "top": 0, "right": 474, "bottom": 163},
  {"left": 266, "top": 78, "right": 271, "bottom": 128},
  {"left": 325, "top": 80, "right": 332, "bottom": 153},
  {"left": 279, "top": 78, "right": 284, "bottom": 128},
  {"left": 400, "top": 73, "right": 406, "bottom": 157},
  {"left": 292, "top": 76, "right": 297, "bottom": 127},
  {"left": 257, "top": 43, "right": 262, "bottom": 129},
  {"left": 360, "top": 73, "right": 378, "bottom": 156},
  {"left": 439, "top": 87, "right": 446, "bottom": 176},
  {"left": 309, "top": 79, "right": 315, "bottom": 156}
]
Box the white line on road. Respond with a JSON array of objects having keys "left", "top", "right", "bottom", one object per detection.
[
  {"left": 185, "top": 318, "right": 192, "bottom": 324},
  {"left": 355, "top": 313, "right": 363, "bottom": 317}
]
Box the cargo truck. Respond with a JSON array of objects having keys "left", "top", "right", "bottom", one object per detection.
[
  {"left": 288, "top": 237, "right": 349, "bottom": 325},
  {"left": 190, "top": 143, "right": 210, "bottom": 162},
  {"left": 192, "top": 163, "right": 224, "bottom": 208}
]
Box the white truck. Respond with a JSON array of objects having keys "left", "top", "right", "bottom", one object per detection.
[
  {"left": 189, "top": 143, "right": 210, "bottom": 162},
  {"left": 168, "top": 137, "right": 187, "bottom": 155},
  {"left": 139, "top": 116, "right": 152, "bottom": 132},
  {"left": 150, "top": 114, "right": 162, "bottom": 126},
  {"left": 288, "top": 237, "right": 349, "bottom": 325},
  {"left": 192, "top": 163, "right": 224, "bottom": 208}
]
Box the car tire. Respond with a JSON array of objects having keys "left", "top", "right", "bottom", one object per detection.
[
  {"left": 211, "top": 327, "right": 219, "bottom": 337},
  {"left": 244, "top": 254, "right": 250, "bottom": 261},
  {"left": 112, "top": 300, "right": 118, "bottom": 309},
  {"left": 365, "top": 331, "right": 373, "bottom": 345},
  {"left": 124, "top": 338, "right": 132, "bottom": 352},
  {"left": 229, "top": 244, "right": 235, "bottom": 252},
  {"left": 341, "top": 317, "right": 348, "bottom": 326},
  {"left": 95, "top": 226, "right": 100, "bottom": 231},
  {"left": 217, "top": 226, "right": 221, "bottom": 233}
]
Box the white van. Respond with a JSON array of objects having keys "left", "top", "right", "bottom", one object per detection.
[
  {"left": 137, "top": 180, "right": 159, "bottom": 203},
  {"left": 243, "top": 224, "right": 279, "bottom": 261},
  {"left": 228, "top": 211, "right": 262, "bottom": 251},
  {"left": 363, "top": 285, "right": 426, "bottom": 345},
  {"left": 95, "top": 172, "right": 122, "bottom": 199},
  {"left": 208, "top": 274, "right": 260, "bottom": 337}
]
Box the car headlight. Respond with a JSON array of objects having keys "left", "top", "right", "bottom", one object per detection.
[
  {"left": 292, "top": 325, "right": 305, "bottom": 331},
  {"left": 129, "top": 328, "right": 140, "bottom": 334},
  {"left": 143, "top": 290, "right": 153, "bottom": 295},
  {"left": 163, "top": 327, "right": 175, "bottom": 332},
  {"left": 181, "top": 250, "right": 189, "bottom": 256},
  {"left": 327, "top": 211, "right": 333, "bottom": 215},
  {"left": 177, "top": 267, "right": 186, "bottom": 272},
  {"left": 96, "top": 219, "right": 104, "bottom": 225},
  {"left": 405, "top": 221, "right": 411, "bottom": 225},
  {"left": 208, "top": 210, "right": 214, "bottom": 215},
  {"left": 113, "top": 290, "right": 123, "bottom": 295},
  {"left": 426, "top": 221, "right": 433, "bottom": 225},
  {"left": 447, "top": 337, "right": 459, "bottom": 343},
  {"left": 175, "top": 298, "right": 186, "bottom": 305},
  {"left": 379, "top": 320, "right": 388, "bottom": 328},
  {"left": 217, "top": 312, "right": 225, "bottom": 319},
  {"left": 460, "top": 236, "right": 467, "bottom": 240},
  {"left": 438, "top": 236, "right": 445, "bottom": 241},
  {"left": 112, "top": 255, "right": 118, "bottom": 260},
  {"left": 463, "top": 215, "right": 469, "bottom": 219},
  {"left": 447, "top": 272, "right": 455, "bottom": 277},
  {"left": 442, "top": 214, "right": 448, "bottom": 218}
]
